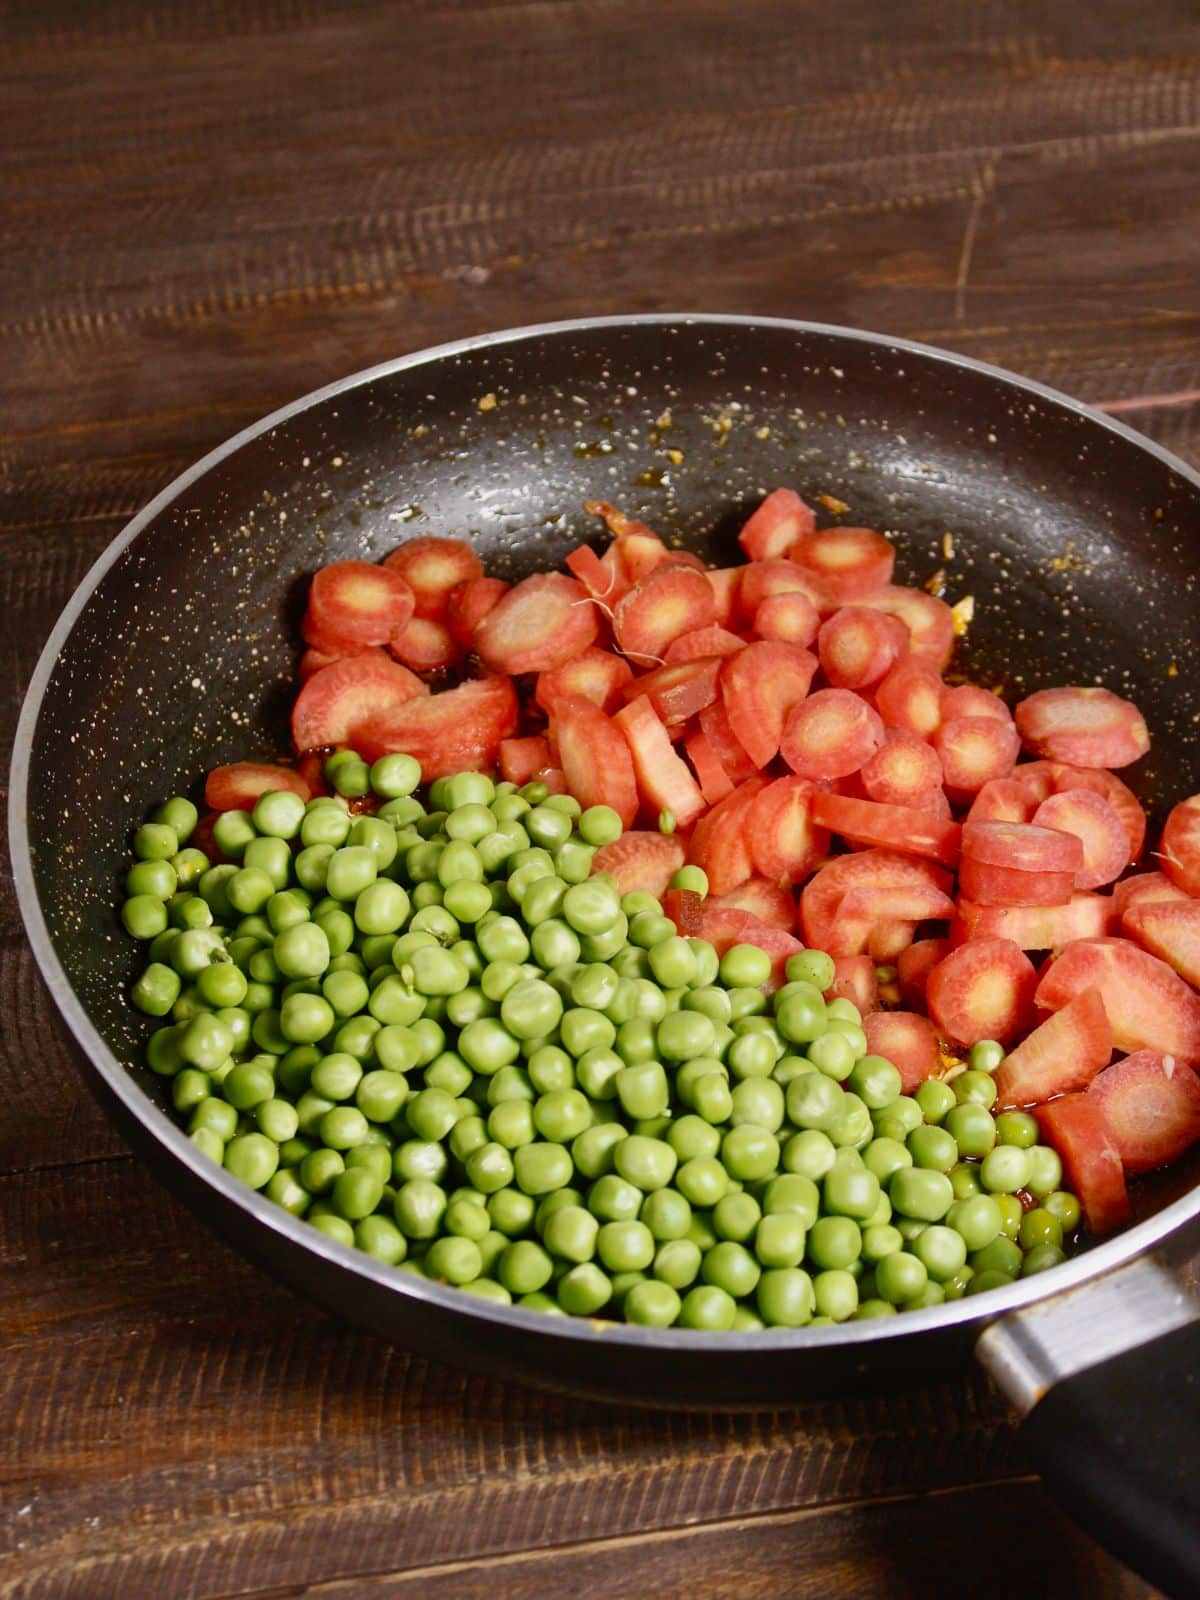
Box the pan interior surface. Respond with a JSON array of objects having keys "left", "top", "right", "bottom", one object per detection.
[{"left": 21, "top": 317, "right": 1200, "bottom": 1322}]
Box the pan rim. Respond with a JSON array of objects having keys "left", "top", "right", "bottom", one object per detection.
[{"left": 12, "top": 310, "right": 1200, "bottom": 1358}]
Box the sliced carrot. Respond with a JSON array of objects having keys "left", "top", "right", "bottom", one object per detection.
[
  {"left": 832, "top": 883, "right": 956, "bottom": 960},
  {"left": 291, "top": 653, "right": 429, "bottom": 752},
  {"left": 738, "top": 487, "right": 816, "bottom": 561},
  {"left": 780, "top": 688, "right": 884, "bottom": 781},
  {"left": 591, "top": 831, "right": 685, "bottom": 898},
  {"left": 300, "top": 645, "right": 350, "bottom": 683},
  {"left": 683, "top": 728, "right": 736, "bottom": 806},
  {"left": 748, "top": 775, "right": 827, "bottom": 886},
  {"left": 697, "top": 903, "right": 800, "bottom": 991},
  {"left": 800, "top": 850, "right": 953, "bottom": 957},
  {"left": 498, "top": 736, "right": 552, "bottom": 786},
  {"left": 925, "top": 938, "right": 1038, "bottom": 1048},
  {"left": 934, "top": 716, "right": 1021, "bottom": 795},
  {"left": 565, "top": 543, "right": 629, "bottom": 604},
  {"left": 613, "top": 564, "right": 716, "bottom": 665},
  {"left": 1089, "top": 1050, "right": 1200, "bottom": 1175},
  {"left": 1037, "top": 763, "right": 1146, "bottom": 862},
  {"left": 859, "top": 731, "right": 943, "bottom": 809},
  {"left": 1112, "top": 871, "right": 1189, "bottom": 929},
  {"left": 687, "top": 776, "right": 769, "bottom": 896},
  {"left": 753, "top": 591, "right": 821, "bottom": 647},
  {"left": 665, "top": 625, "right": 747, "bottom": 664},
  {"left": 535, "top": 647, "right": 634, "bottom": 717},
  {"left": 940, "top": 684, "right": 1014, "bottom": 725},
  {"left": 205, "top": 762, "right": 312, "bottom": 812},
  {"left": 299, "top": 609, "right": 378, "bottom": 659},
  {"left": 1161, "top": 794, "right": 1200, "bottom": 896},
  {"left": 387, "top": 616, "right": 463, "bottom": 672},
  {"left": 952, "top": 894, "right": 1113, "bottom": 950},
  {"left": 662, "top": 887, "right": 705, "bottom": 937},
  {"left": 629, "top": 657, "right": 723, "bottom": 726},
  {"left": 858, "top": 586, "right": 956, "bottom": 669},
  {"left": 897, "top": 938, "right": 951, "bottom": 1008},
  {"left": 1008, "top": 762, "right": 1060, "bottom": 805},
  {"left": 817, "top": 606, "right": 907, "bottom": 690},
  {"left": 1124, "top": 900, "right": 1200, "bottom": 988},
  {"left": 1034, "top": 1095, "right": 1131, "bottom": 1233},
  {"left": 961, "top": 819, "right": 1084, "bottom": 876},
  {"left": 720, "top": 640, "right": 818, "bottom": 769},
  {"left": 863, "top": 1011, "right": 942, "bottom": 1092},
  {"left": 705, "top": 568, "right": 743, "bottom": 627},
  {"left": 788, "top": 527, "right": 895, "bottom": 609},
  {"left": 612, "top": 697, "right": 707, "bottom": 828},
  {"left": 1035, "top": 936, "right": 1200, "bottom": 1063},
  {"left": 965, "top": 779, "right": 1038, "bottom": 826},
  {"left": 992, "top": 988, "right": 1113, "bottom": 1109},
  {"left": 474, "top": 573, "right": 599, "bottom": 674},
  {"left": 810, "top": 792, "right": 961, "bottom": 867},
  {"left": 874, "top": 657, "right": 944, "bottom": 740},
  {"left": 551, "top": 694, "right": 639, "bottom": 829},
  {"left": 957, "top": 856, "right": 1077, "bottom": 908},
  {"left": 828, "top": 955, "right": 881, "bottom": 1017},
  {"left": 446, "top": 576, "right": 510, "bottom": 648},
  {"left": 349, "top": 673, "right": 518, "bottom": 778},
  {"left": 1014, "top": 686, "right": 1150, "bottom": 769},
  {"left": 712, "top": 878, "right": 794, "bottom": 931},
  {"left": 737, "top": 558, "right": 819, "bottom": 623},
  {"left": 1032, "top": 789, "right": 1131, "bottom": 890},
  {"left": 698, "top": 699, "right": 759, "bottom": 785},
  {"left": 382, "top": 536, "right": 484, "bottom": 620},
  {"left": 305, "top": 560, "right": 416, "bottom": 649}
]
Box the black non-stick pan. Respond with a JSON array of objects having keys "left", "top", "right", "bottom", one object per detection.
[{"left": 11, "top": 317, "right": 1200, "bottom": 1595}]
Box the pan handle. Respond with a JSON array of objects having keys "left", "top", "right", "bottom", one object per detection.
[{"left": 977, "top": 1255, "right": 1200, "bottom": 1598}]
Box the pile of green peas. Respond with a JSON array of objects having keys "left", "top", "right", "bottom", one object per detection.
[{"left": 120, "top": 751, "right": 1081, "bottom": 1330}]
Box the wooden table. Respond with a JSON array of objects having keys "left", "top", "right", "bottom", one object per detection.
[{"left": 4, "top": 3, "right": 1198, "bottom": 1595}]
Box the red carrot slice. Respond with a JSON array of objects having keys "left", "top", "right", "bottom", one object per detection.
[
  {"left": 349, "top": 673, "right": 518, "bottom": 777},
  {"left": 1014, "top": 686, "right": 1150, "bottom": 769},
  {"left": 874, "top": 657, "right": 944, "bottom": 739},
  {"left": 499, "top": 735, "right": 552, "bottom": 786},
  {"left": 300, "top": 645, "right": 351, "bottom": 684},
  {"left": 474, "top": 573, "right": 599, "bottom": 674},
  {"left": 966, "top": 779, "right": 1037, "bottom": 826},
  {"left": 810, "top": 792, "right": 961, "bottom": 867},
  {"left": 291, "top": 653, "right": 429, "bottom": 752},
  {"left": 712, "top": 877, "right": 794, "bottom": 931},
  {"left": 697, "top": 903, "right": 800, "bottom": 991},
  {"left": 958, "top": 856, "right": 1077, "bottom": 908},
  {"left": 720, "top": 640, "right": 819, "bottom": 769},
  {"left": 864, "top": 1011, "right": 942, "bottom": 1091},
  {"left": 1008, "top": 762, "right": 1060, "bottom": 804},
  {"left": 662, "top": 886, "right": 705, "bottom": 937},
  {"left": 780, "top": 688, "right": 884, "bottom": 781},
  {"left": 738, "top": 487, "right": 816, "bottom": 561},
  {"left": 205, "top": 762, "right": 312, "bottom": 812},
  {"left": 800, "top": 851, "right": 953, "bottom": 956},
  {"left": 305, "top": 560, "right": 416, "bottom": 648},
  {"left": 788, "top": 527, "right": 895, "bottom": 609},
  {"left": 897, "top": 938, "right": 951, "bottom": 1008},
  {"left": 387, "top": 616, "right": 463, "bottom": 673},
  {"left": 1035, "top": 936, "right": 1200, "bottom": 1063},
  {"left": 1034, "top": 1095, "right": 1131, "bottom": 1233},
  {"left": 828, "top": 955, "right": 881, "bottom": 1017},
  {"left": 817, "top": 606, "right": 907, "bottom": 690},
  {"left": 706, "top": 568, "right": 743, "bottom": 627},
  {"left": 1124, "top": 900, "right": 1200, "bottom": 988},
  {"left": 1089, "top": 1050, "right": 1200, "bottom": 1174},
  {"left": 613, "top": 697, "right": 707, "bottom": 827},
  {"left": 926, "top": 938, "right": 1038, "bottom": 1047},
  {"left": 940, "top": 684, "right": 1014, "bottom": 725},
  {"left": 592, "top": 831, "right": 685, "bottom": 898},
  {"left": 629, "top": 657, "right": 723, "bottom": 725},
  {"left": 551, "top": 694, "right": 639, "bottom": 828},
  {"left": 566, "top": 543, "right": 629, "bottom": 604},
  {"left": 382, "top": 536, "right": 483, "bottom": 620},
  {"left": 665, "top": 625, "right": 746, "bottom": 664},
  {"left": 753, "top": 591, "right": 821, "bottom": 647},
  {"left": 299, "top": 613, "right": 377, "bottom": 659},
  {"left": 1161, "top": 794, "right": 1200, "bottom": 897},
  {"left": 961, "top": 819, "right": 1084, "bottom": 876},
  {"left": 737, "top": 558, "right": 820, "bottom": 622},
  {"left": 1032, "top": 789, "right": 1131, "bottom": 890},
  {"left": 446, "top": 576, "right": 510, "bottom": 648},
  {"left": 952, "top": 894, "right": 1113, "bottom": 950},
  {"left": 684, "top": 729, "right": 735, "bottom": 806},
  {"left": 698, "top": 699, "right": 759, "bottom": 785},
  {"left": 295, "top": 751, "right": 331, "bottom": 799},
  {"left": 687, "top": 777, "right": 770, "bottom": 895},
  {"left": 613, "top": 564, "right": 716, "bottom": 665},
  {"left": 748, "top": 775, "right": 827, "bottom": 886},
  {"left": 1038, "top": 763, "right": 1146, "bottom": 862},
  {"left": 934, "top": 716, "right": 1021, "bottom": 795},
  {"left": 536, "top": 647, "right": 634, "bottom": 717},
  {"left": 992, "top": 988, "right": 1112, "bottom": 1109},
  {"left": 859, "top": 731, "right": 943, "bottom": 808},
  {"left": 832, "top": 884, "right": 956, "bottom": 960},
  {"left": 1113, "top": 871, "right": 1189, "bottom": 928},
  {"left": 858, "top": 586, "right": 956, "bottom": 668}
]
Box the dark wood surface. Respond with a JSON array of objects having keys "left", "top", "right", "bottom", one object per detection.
[{"left": 3, "top": 2, "right": 1198, "bottom": 1595}]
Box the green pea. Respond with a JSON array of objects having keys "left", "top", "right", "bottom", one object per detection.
[
  {"left": 889, "top": 1167, "right": 954, "bottom": 1223},
  {"left": 679, "top": 1284, "right": 737, "bottom": 1331},
  {"left": 915, "top": 1078, "right": 957, "bottom": 1124},
  {"left": 782, "top": 1130, "right": 837, "bottom": 1182},
  {"left": 224, "top": 1132, "right": 279, "bottom": 1190},
  {"left": 786, "top": 949, "right": 836, "bottom": 992},
  {"left": 953, "top": 1069, "right": 998, "bottom": 1109},
  {"left": 907, "top": 1124, "right": 958, "bottom": 1173},
  {"left": 947, "top": 1193, "right": 1004, "bottom": 1252},
  {"left": 393, "top": 1178, "right": 447, "bottom": 1239},
  {"left": 944, "top": 1103, "right": 997, "bottom": 1159},
  {"left": 969, "top": 1039, "right": 1005, "bottom": 1074}
]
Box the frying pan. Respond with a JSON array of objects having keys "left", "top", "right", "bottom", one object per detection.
[{"left": 11, "top": 316, "right": 1200, "bottom": 1595}]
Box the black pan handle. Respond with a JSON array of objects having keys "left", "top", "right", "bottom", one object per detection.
[{"left": 978, "top": 1257, "right": 1200, "bottom": 1599}]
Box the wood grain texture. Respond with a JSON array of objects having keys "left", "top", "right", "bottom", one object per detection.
[{"left": 1, "top": 0, "right": 1195, "bottom": 1595}]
